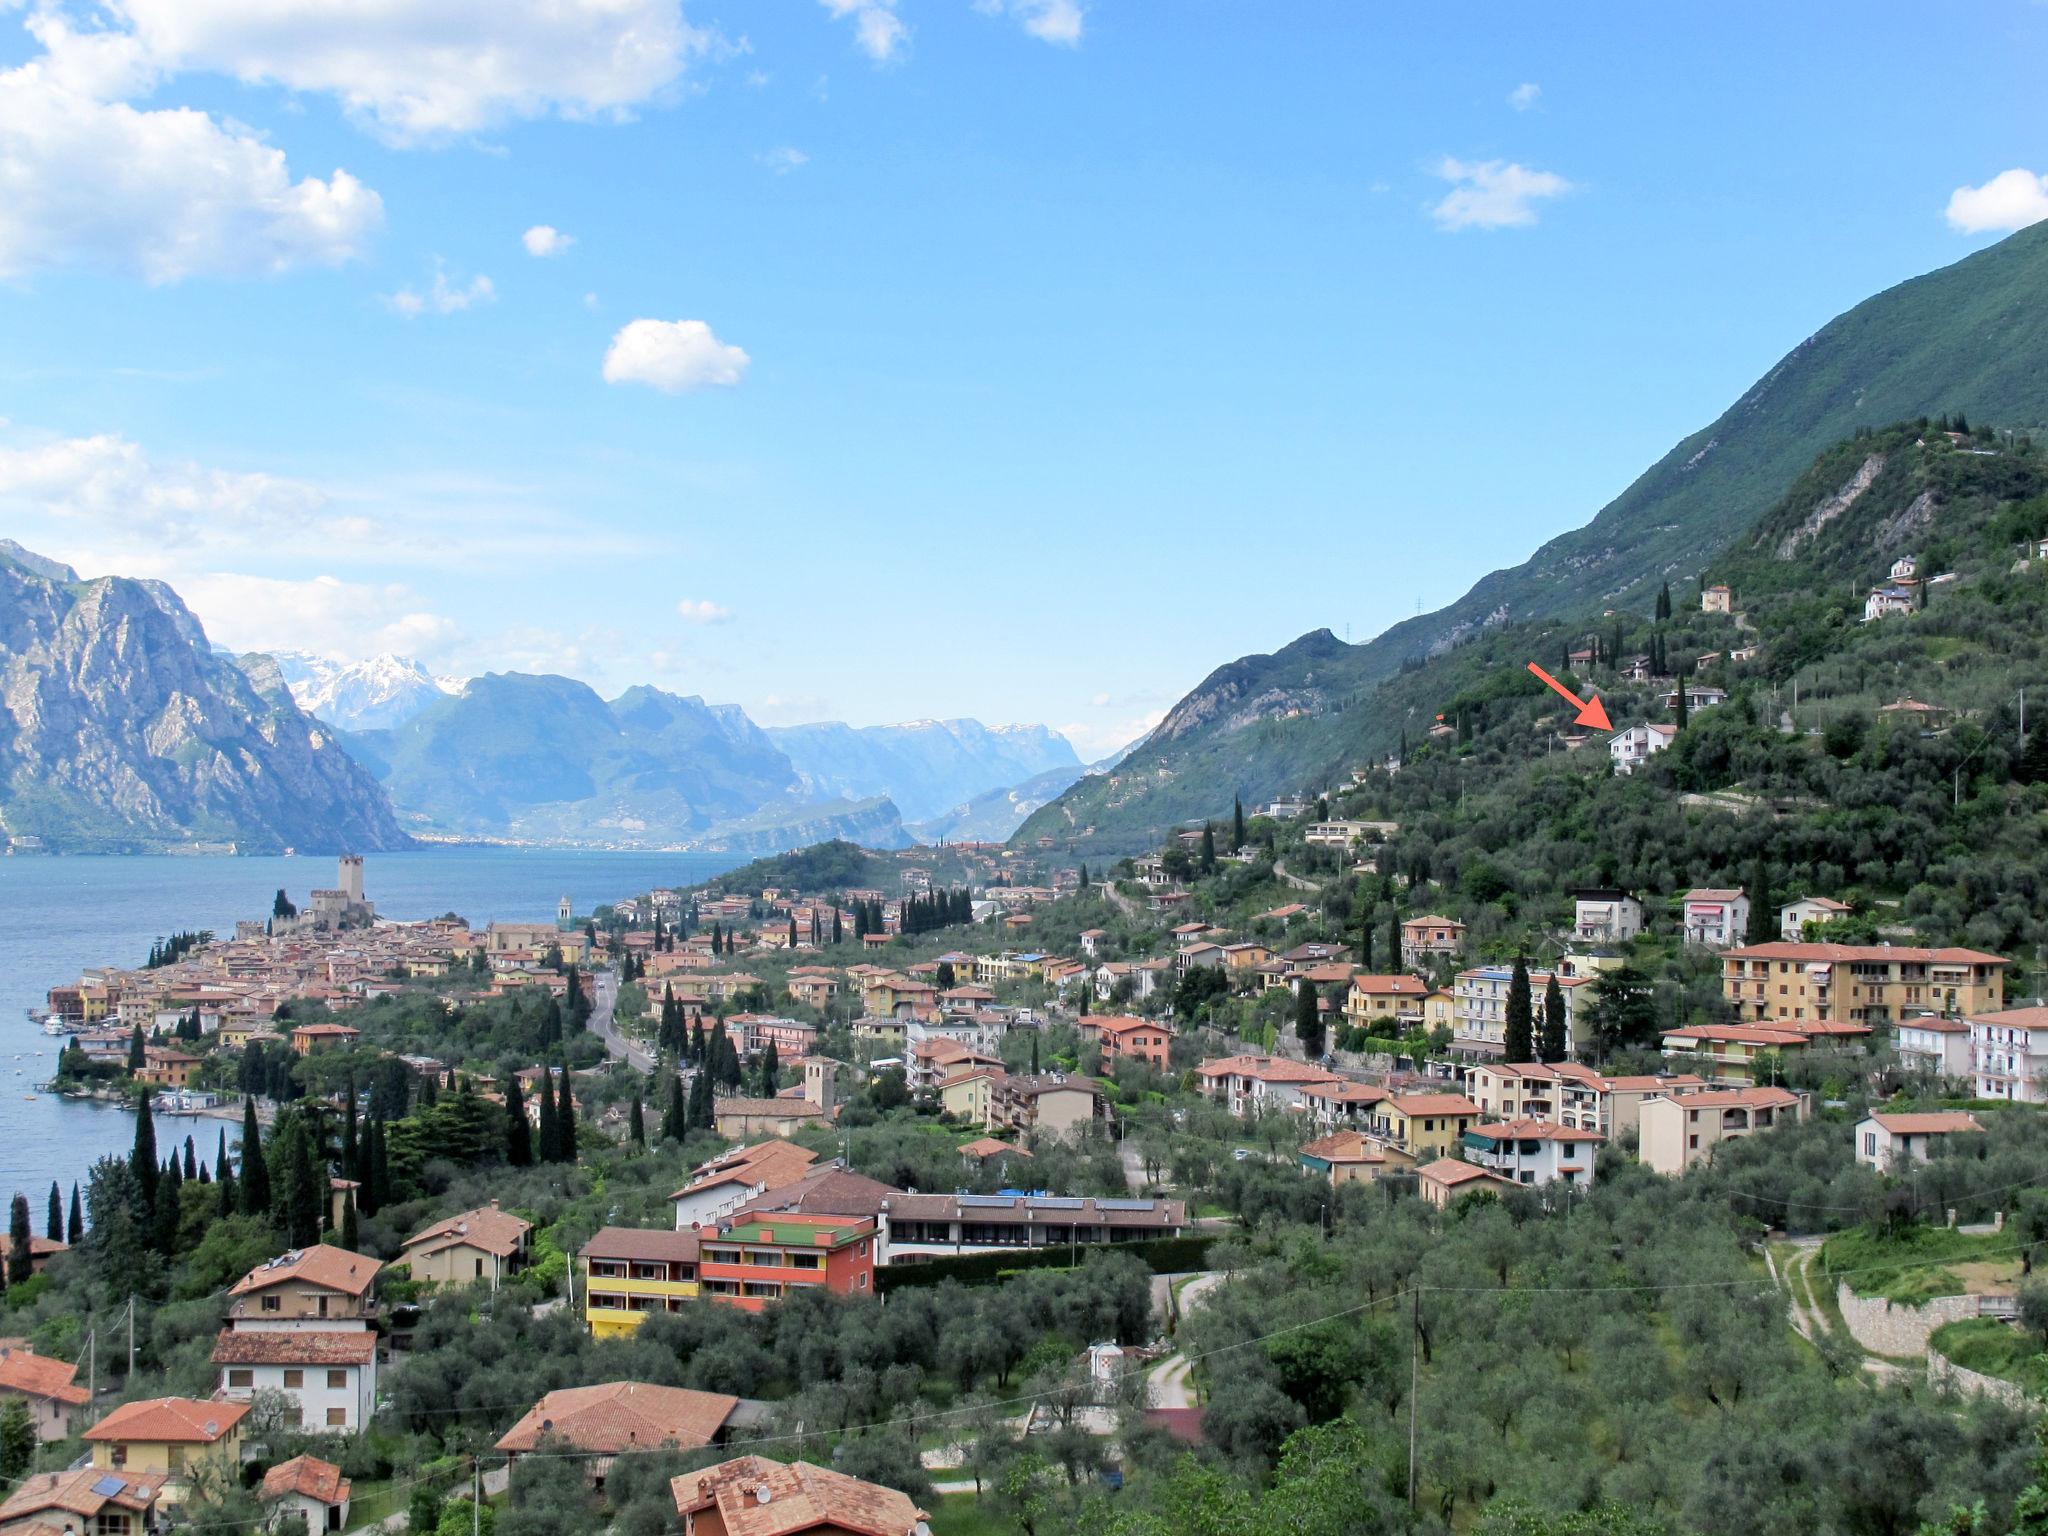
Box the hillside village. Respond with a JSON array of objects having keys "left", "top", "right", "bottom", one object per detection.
[{"left": 10, "top": 421, "right": 2048, "bottom": 1534}]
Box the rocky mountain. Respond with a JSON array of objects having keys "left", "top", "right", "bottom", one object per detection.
[
  {"left": 766, "top": 718, "right": 1080, "bottom": 823},
  {"left": 1020, "top": 219, "right": 2048, "bottom": 851},
  {"left": 342, "top": 674, "right": 910, "bottom": 850},
  {"left": 264, "top": 650, "right": 455, "bottom": 732},
  {"left": 0, "top": 545, "right": 411, "bottom": 854},
  {"left": 909, "top": 761, "right": 1091, "bottom": 844}
]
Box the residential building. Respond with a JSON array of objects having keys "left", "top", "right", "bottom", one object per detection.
[
  {"left": 1660, "top": 1020, "right": 1869, "bottom": 1085},
  {"left": 496, "top": 1383, "right": 738, "bottom": 1475},
  {"left": 1298, "top": 1130, "right": 1413, "bottom": 1187},
  {"left": 1078, "top": 1014, "right": 1171, "bottom": 1069},
  {"left": 730, "top": 1165, "right": 898, "bottom": 1226},
  {"left": 1467, "top": 1061, "right": 1596, "bottom": 1123},
  {"left": 938, "top": 1067, "right": 1002, "bottom": 1128},
  {"left": 1461, "top": 1120, "right": 1603, "bottom": 1189},
  {"left": 1897, "top": 1015, "right": 1974, "bottom": 1077},
  {"left": 260, "top": 1454, "right": 351, "bottom": 1533},
  {"left": 84, "top": 1397, "right": 249, "bottom": 1501},
  {"left": 1373, "top": 1093, "right": 1481, "bottom": 1158},
  {"left": 1451, "top": 967, "right": 1590, "bottom": 1059},
  {"left": 581, "top": 1228, "right": 702, "bottom": 1338},
  {"left": 698, "top": 1214, "right": 876, "bottom": 1310},
  {"left": 1855, "top": 1111, "right": 1985, "bottom": 1171},
  {"left": 1678, "top": 888, "right": 1750, "bottom": 949},
  {"left": 671, "top": 1143, "right": 820, "bottom": 1230},
  {"left": 1400, "top": 921, "right": 1466, "bottom": 966},
  {"left": 1574, "top": 889, "right": 1643, "bottom": 943},
  {"left": 1343, "top": 973, "right": 1429, "bottom": 1028},
  {"left": 399, "top": 1203, "right": 532, "bottom": 1291},
  {"left": 225, "top": 1244, "right": 381, "bottom": 1325},
  {"left": 1193, "top": 1055, "right": 1341, "bottom": 1118},
  {"left": 671, "top": 1455, "right": 928, "bottom": 1536},
  {"left": 0, "top": 1345, "right": 89, "bottom": 1442},
  {"left": 875, "top": 1193, "right": 1185, "bottom": 1265},
  {"left": 1416, "top": 1158, "right": 1520, "bottom": 1208},
  {"left": 1294, "top": 1079, "right": 1391, "bottom": 1132},
  {"left": 1637, "top": 1086, "right": 1807, "bottom": 1174},
  {"left": 1864, "top": 579, "right": 1920, "bottom": 621},
  {"left": 991, "top": 1075, "right": 1108, "bottom": 1140},
  {"left": 1701, "top": 584, "right": 1732, "bottom": 614},
  {"left": 289, "top": 1023, "right": 360, "bottom": 1056},
  {"left": 0, "top": 1467, "right": 168, "bottom": 1535},
  {"left": 1778, "top": 895, "right": 1853, "bottom": 940},
  {"left": 710, "top": 1094, "right": 834, "bottom": 1140},
  {"left": 1721, "top": 942, "right": 2008, "bottom": 1025},
  {"left": 213, "top": 1328, "right": 377, "bottom": 1431},
  {"left": 1970, "top": 1006, "right": 2048, "bottom": 1102},
  {"left": 1560, "top": 1072, "right": 1710, "bottom": 1137},
  {"left": 1659, "top": 683, "right": 1728, "bottom": 713},
  {"left": 1609, "top": 722, "right": 1676, "bottom": 774}
]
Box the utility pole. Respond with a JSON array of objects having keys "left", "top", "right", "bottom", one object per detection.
[
  {"left": 1407, "top": 1286, "right": 1421, "bottom": 1512},
  {"left": 126, "top": 1296, "right": 135, "bottom": 1376}
]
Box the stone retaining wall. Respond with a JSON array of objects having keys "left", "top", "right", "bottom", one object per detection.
[
  {"left": 1929, "top": 1347, "right": 2036, "bottom": 1409},
  {"left": 1834, "top": 1284, "right": 1980, "bottom": 1356}
]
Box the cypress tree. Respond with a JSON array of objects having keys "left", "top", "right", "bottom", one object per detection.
[
  {"left": 629, "top": 1091, "right": 645, "bottom": 1148},
  {"left": 1675, "top": 679, "right": 1689, "bottom": 731},
  {"left": 1233, "top": 796, "right": 1245, "bottom": 850},
  {"left": 6, "top": 1196, "right": 31, "bottom": 1286},
  {"left": 1294, "top": 981, "right": 1324, "bottom": 1059},
  {"left": 1388, "top": 909, "right": 1402, "bottom": 973},
  {"left": 182, "top": 1135, "right": 198, "bottom": 1182},
  {"left": 66, "top": 1184, "right": 83, "bottom": 1246},
  {"left": 1358, "top": 910, "right": 1375, "bottom": 971},
  {"left": 365, "top": 1117, "right": 389, "bottom": 1217},
  {"left": 341, "top": 1200, "right": 359, "bottom": 1252},
  {"left": 536, "top": 1070, "right": 559, "bottom": 1163},
  {"left": 342, "top": 1077, "right": 359, "bottom": 1182},
  {"left": 832, "top": 906, "right": 843, "bottom": 945},
  {"left": 152, "top": 1159, "right": 181, "bottom": 1256},
  {"left": 505, "top": 1075, "right": 533, "bottom": 1166},
  {"left": 662, "top": 1075, "right": 687, "bottom": 1142},
  {"left": 688, "top": 1070, "right": 713, "bottom": 1133},
  {"left": 239, "top": 1097, "right": 271, "bottom": 1218},
  {"left": 1503, "top": 957, "right": 1535, "bottom": 1064},
  {"left": 1031, "top": 1033, "right": 1040, "bottom": 1076},
  {"left": 758, "top": 1040, "right": 780, "bottom": 1098},
  {"left": 131, "top": 1095, "right": 160, "bottom": 1214},
  {"left": 45, "top": 1182, "right": 61, "bottom": 1243},
  {"left": 126, "top": 1026, "right": 145, "bottom": 1072},
  {"left": 557, "top": 1067, "right": 577, "bottom": 1163},
  {"left": 1747, "top": 860, "right": 1778, "bottom": 945},
  {"left": 1539, "top": 973, "right": 1568, "bottom": 1063}
]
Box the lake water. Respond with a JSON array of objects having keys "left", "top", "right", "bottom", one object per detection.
[{"left": 0, "top": 847, "right": 742, "bottom": 1210}]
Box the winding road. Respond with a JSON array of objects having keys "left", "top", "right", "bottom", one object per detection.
[{"left": 589, "top": 969, "right": 654, "bottom": 1072}]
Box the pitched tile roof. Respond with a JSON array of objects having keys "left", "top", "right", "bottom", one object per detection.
[
  {"left": 229, "top": 1244, "right": 381, "bottom": 1299},
  {"left": 0, "top": 1467, "right": 166, "bottom": 1525},
  {"left": 0, "top": 1347, "right": 89, "bottom": 1406},
  {"left": 260, "top": 1455, "right": 350, "bottom": 1506},
  {"left": 672, "top": 1455, "right": 927, "bottom": 1536},
  {"left": 210, "top": 1329, "right": 377, "bottom": 1366},
  {"left": 671, "top": 1142, "right": 818, "bottom": 1202},
  {"left": 403, "top": 1204, "right": 533, "bottom": 1261},
  {"left": 495, "top": 1382, "right": 739, "bottom": 1454},
  {"left": 1870, "top": 1111, "right": 1984, "bottom": 1135},
  {"left": 731, "top": 1167, "right": 900, "bottom": 1223},
  {"left": 579, "top": 1227, "right": 702, "bottom": 1265},
  {"left": 1725, "top": 942, "right": 2008, "bottom": 964},
  {"left": 85, "top": 1396, "right": 250, "bottom": 1444}
]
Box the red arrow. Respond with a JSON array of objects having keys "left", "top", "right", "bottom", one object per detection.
[{"left": 1526, "top": 662, "right": 1612, "bottom": 732}]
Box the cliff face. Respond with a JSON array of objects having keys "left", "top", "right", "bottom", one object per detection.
[{"left": 0, "top": 549, "right": 412, "bottom": 854}]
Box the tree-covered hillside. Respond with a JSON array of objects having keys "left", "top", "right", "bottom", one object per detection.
[{"left": 1024, "top": 220, "right": 2048, "bottom": 849}]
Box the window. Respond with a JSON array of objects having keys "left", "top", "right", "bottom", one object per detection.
[
  {"left": 284, "top": 1369, "right": 305, "bottom": 1388},
  {"left": 261, "top": 1295, "right": 281, "bottom": 1312},
  {"left": 327, "top": 1369, "right": 348, "bottom": 1389},
  {"left": 228, "top": 1368, "right": 254, "bottom": 1389},
  {"left": 327, "top": 1407, "right": 347, "bottom": 1427}
]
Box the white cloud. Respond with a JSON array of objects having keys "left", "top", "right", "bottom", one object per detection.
[
  {"left": 101, "top": 0, "right": 732, "bottom": 143},
  {"left": 1944, "top": 168, "right": 2048, "bottom": 234},
  {"left": 0, "top": 11, "right": 382, "bottom": 282},
  {"left": 1508, "top": 82, "right": 1540, "bottom": 111},
  {"left": 759, "top": 146, "right": 808, "bottom": 174},
  {"left": 169, "top": 570, "right": 461, "bottom": 661},
  {"left": 819, "top": 0, "right": 907, "bottom": 62},
  {"left": 522, "top": 224, "right": 574, "bottom": 257},
  {"left": 1428, "top": 157, "right": 1572, "bottom": 230},
  {"left": 0, "top": 430, "right": 332, "bottom": 546},
  {"left": 603, "top": 319, "right": 750, "bottom": 392},
  {"left": 675, "top": 598, "right": 733, "bottom": 624},
  {"left": 974, "top": 0, "right": 1083, "bottom": 43},
  {"left": 1058, "top": 708, "right": 1164, "bottom": 762},
  {"left": 386, "top": 268, "right": 495, "bottom": 317}
]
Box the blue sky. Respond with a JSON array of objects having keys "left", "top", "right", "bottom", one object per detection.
[{"left": 1, "top": 1, "right": 2044, "bottom": 756}]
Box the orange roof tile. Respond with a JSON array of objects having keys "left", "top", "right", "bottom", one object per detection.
[
  {"left": 672, "top": 1455, "right": 927, "bottom": 1536},
  {"left": 260, "top": 1455, "right": 350, "bottom": 1506},
  {"left": 495, "top": 1382, "right": 738, "bottom": 1454},
  {"left": 228, "top": 1244, "right": 381, "bottom": 1299},
  {"left": 85, "top": 1396, "right": 250, "bottom": 1445}
]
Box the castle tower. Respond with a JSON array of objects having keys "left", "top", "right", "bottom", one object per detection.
[{"left": 338, "top": 854, "right": 364, "bottom": 905}]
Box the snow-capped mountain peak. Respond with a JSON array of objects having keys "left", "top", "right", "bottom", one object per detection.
[{"left": 268, "top": 651, "right": 457, "bottom": 732}]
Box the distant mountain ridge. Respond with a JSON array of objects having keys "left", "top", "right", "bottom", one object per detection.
[
  {"left": 0, "top": 544, "right": 410, "bottom": 854},
  {"left": 1020, "top": 219, "right": 2048, "bottom": 850},
  {"left": 767, "top": 718, "right": 1080, "bottom": 822},
  {"left": 267, "top": 650, "right": 456, "bottom": 732}
]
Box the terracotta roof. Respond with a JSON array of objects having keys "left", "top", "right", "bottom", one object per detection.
[
  {"left": 1416, "top": 1157, "right": 1517, "bottom": 1190},
  {"left": 1726, "top": 942, "right": 2008, "bottom": 964},
  {"left": 0, "top": 1467, "right": 166, "bottom": 1525},
  {"left": 0, "top": 1348, "right": 88, "bottom": 1406},
  {"left": 211, "top": 1329, "right": 376, "bottom": 1366},
  {"left": 1969, "top": 1006, "right": 2048, "bottom": 1029},
  {"left": 671, "top": 1142, "right": 818, "bottom": 1202},
  {"left": 1384, "top": 1093, "right": 1481, "bottom": 1118},
  {"left": 731, "top": 1167, "right": 900, "bottom": 1223},
  {"left": 403, "top": 1204, "right": 533, "bottom": 1261},
  {"left": 1680, "top": 888, "right": 1746, "bottom": 902},
  {"left": 85, "top": 1396, "right": 250, "bottom": 1444},
  {"left": 1141, "top": 1407, "right": 1207, "bottom": 1446},
  {"left": 1870, "top": 1112, "right": 1984, "bottom": 1136},
  {"left": 1299, "top": 1130, "right": 1392, "bottom": 1163},
  {"left": 495, "top": 1382, "right": 739, "bottom": 1454},
  {"left": 958, "top": 1137, "right": 1030, "bottom": 1160},
  {"left": 1655, "top": 1086, "right": 1801, "bottom": 1110},
  {"left": 712, "top": 1096, "right": 829, "bottom": 1119},
  {"left": 1348, "top": 974, "right": 1427, "bottom": 996},
  {"left": 1466, "top": 1118, "right": 1604, "bottom": 1143},
  {"left": 580, "top": 1226, "right": 702, "bottom": 1264},
  {"left": 672, "top": 1455, "right": 927, "bottom": 1536},
  {"left": 1901, "top": 1016, "right": 1971, "bottom": 1033},
  {"left": 1194, "top": 1054, "right": 1339, "bottom": 1085},
  {"left": 229, "top": 1244, "right": 381, "bottom": 1299},
  {"left": 260, "top": 1455, "right": 350, "bottom": 1506}
]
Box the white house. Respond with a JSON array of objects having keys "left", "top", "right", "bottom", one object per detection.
[
  {"left": 1864, "top": 581, "right": 1919, "bottom": 621},
  {"left": 1779, "top": 895, "right": 1852, "bottom": 941},
  {"left": 1574, "top": 889, "right": 1643, "bottom": 943},
  {"left": 1970, "top": 1006, "right": 2048, "bottom": 1103},
  {"left": 1701, "top": 585, "right": 1732, "bottom": 614},
  {"left": 260, "top": 1455, "right": 351, "bottom": 1533},
  {"left": 1610, "top": 723, "right": 1676, "bottom": 775},
  {"left": 1678, "top": 888, "right": 1749, "bottom": 949},
  {"left": 1660, "top": 684, "right": 1728, "bottom": 713},
  {"left": 1460, "top": 1120, "right": 1603, "bottom": 1189},
  {"left": 214, "top": 1332, "right": 377, "bottom": 1432},
  {"left": 1854, "top": 1111, "right": 1984, "bottom": 1171},
  {"left": 1896, "top": 1015, "right": 1973, "bottom": 1077}
]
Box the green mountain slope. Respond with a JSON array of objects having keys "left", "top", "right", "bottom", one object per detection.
[{"left": 1022, "top": 221, "right": 2048, "bottom": 851}]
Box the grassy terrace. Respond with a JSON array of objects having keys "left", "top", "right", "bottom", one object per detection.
[
  {"left": 1931, "top": 1317, "right": 2048, "bottom": 1396},
  {"left": 1818, "top": 1224, "right": 2018, "bottom": 1306}
]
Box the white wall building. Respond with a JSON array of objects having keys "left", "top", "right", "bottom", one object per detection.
[
  {"left": 1779, "top": 895, "right": 1852, "bottom": 940},
  {"left": 1970, "top": 1007, "right": 2048, "bottom": 1103},
  {"left": 1573, "top": 890, "right": 1643, "bottom": 943},
  {"left": 215, "top": 1334, "right": 377, "bottom": 1432},
  {"left": 1461, "top": 1120, "right": 1603, "bottom": 1189},
  {"left": 1896, "top": 1016, "right": 1973, "bottom": 1077},
  {"left": 1854, "top": 1111, "right": 1984, "bottom": 1171},
  {"left": 1679, "top": 888, "right": 1749, "bottom": 949},
  {"left": 1610, "top": 723, "right": 1675, "bottom": 775}
]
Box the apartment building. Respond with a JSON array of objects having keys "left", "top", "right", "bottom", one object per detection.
[
  {"left": 1193, "top": 1055, "right": 1341, "bottom": 1117},
  {"left": 1372, "top": 1093, "right": 1481, "bottom": 1159},
  {"left": 1400, "top": 915, "right": 1467, "bottom": 966},
  {"left": 1460, "top": 1120, "right": 1603, "bottom": 1189},
  {"left": 1451, "top": 967, "right": 1590, "bottom": 1059},
  {"left": 1659, "top": 1020, "right": 1869, "bottom": 1085},
  {"left": 1896, "top": 1015, "right": 1974, "bottom": 1077},
  {"left": 874, "top": 1193, "right": 1185, "bottom": 1265},
  {"left": 1573, "top": 889, "right": 1643, "bottom": 943},
  {"left": 1970, "top": 1006, "right": 2048, "bottom": 1102},
  {"left": 1678, "top": 888, "right": 1750, "bottom": 949},
  {"left": 1637, "top": 1086, "right": 1807, "bottom": 1175},
  {"left": 1721, "top": 942, "right": 2009, "bottom": 1025},
  {"left": 580, "top": 1228, "right": 701, "bottom": 1338},
  {"left": 697, "top": 1214, "right": 876, "bottom": 1311}
]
